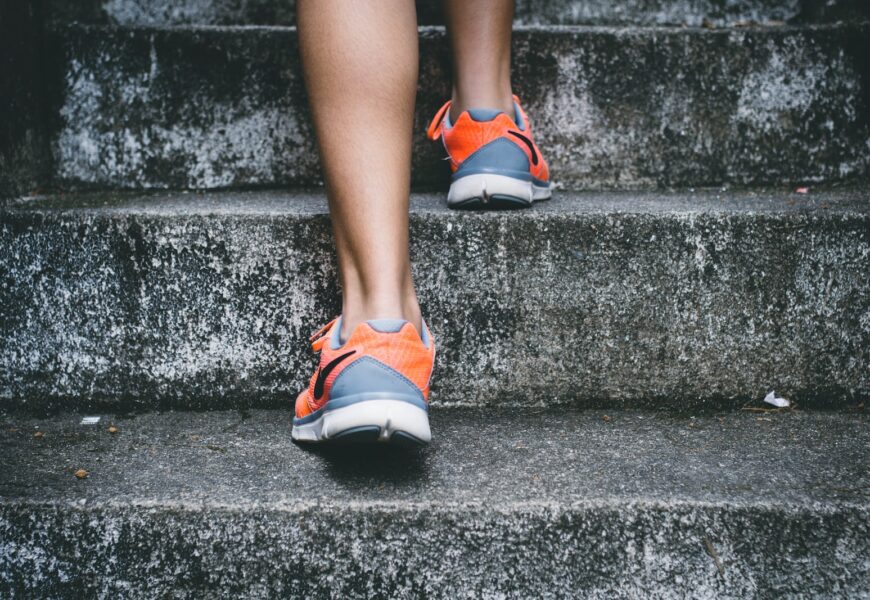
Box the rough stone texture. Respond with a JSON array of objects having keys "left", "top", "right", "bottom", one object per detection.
[
  {"left": 0, "top": 0, "right": 52, "bottom": 198},
  {"left": 47, "top": 0, "right": 870, "bottom": 27},
  {"left": 0, "top": 408, "right": 867, "bottom": 598},
  {"left": 1, "top": 189, "right": 868, "bottom": 411},
  {"left": 46, "top": 24, "right": 870, "bottom": 191}
]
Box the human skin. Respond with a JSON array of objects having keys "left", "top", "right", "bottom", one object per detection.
[{"left": 298, "top": 0, "right": 515, "bottom": 339}]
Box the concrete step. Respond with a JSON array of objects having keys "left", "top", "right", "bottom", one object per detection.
[
  {"left": 49, "top": 0, "right": 870, "bottom": 27},
  {"left": 1, "top": 407, "right": 867, "bottom": 598},
  {"left": 1, "top": 189, "right": 868, "bottom": 412},
  {"left": 46, "top": 24, "right": 870, "bottom": 191}
]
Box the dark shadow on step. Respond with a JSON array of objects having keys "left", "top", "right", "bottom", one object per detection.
[{"left": 297, "top": 442, "right": 432, "bottom": 487}]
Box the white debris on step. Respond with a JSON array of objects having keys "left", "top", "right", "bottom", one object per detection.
[
  {"left": 80, "top": 416, "right": 101, "bottom": 425},
  {"left": 763, "top": 391, "right": 790, "bottom": 408}
]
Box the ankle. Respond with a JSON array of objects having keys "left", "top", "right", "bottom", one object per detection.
[
  {"left": 340, "top": 294, "right": 423, "bottom": 342},
  {"left": 450, "top": 89, "right": 514, "bottom": 121}
]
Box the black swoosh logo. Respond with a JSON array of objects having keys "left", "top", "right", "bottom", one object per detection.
[
  {"left": 507, "top": 130, "right": 539, "bottom": 166},
  {"left": 313, "top": 350, "right": 356, "bottom": 400}
]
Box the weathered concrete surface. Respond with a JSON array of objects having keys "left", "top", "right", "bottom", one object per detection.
[
  {"left": 0, "top": 408, "right": 867, "bottom": 598},
  {"left": 0, "top": 1, "right": 52, "bottom": 198},
  {"left": 46, "top": 24, "right": 870, "bottom": 191},
  {"left": 48, "top": 0, "right": 870, "bottom": 26},
  {"left": 1, "top": 189, "right": 868, "bottom": 411}
]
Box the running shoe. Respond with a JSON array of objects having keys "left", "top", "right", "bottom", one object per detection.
[
  {"left": 292, "top": 317, "right": 436, "bottom": 445},
  {"left": 426, "top": 95, "right": 552, "bottom": 209}
]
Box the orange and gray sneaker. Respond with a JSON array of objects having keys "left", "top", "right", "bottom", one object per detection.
[
  {"left": 292, "top": 317, "right": 436, "bottom": 445},
  {"left": 427, "top": 95, "right": 552, "bottom": 209}
]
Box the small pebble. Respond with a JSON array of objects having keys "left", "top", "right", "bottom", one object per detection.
[
  {"left": 108, "top": 426, "right": 119, "bottom": 434},
  {"left": 74, "top": 469, "right": 88, "bottom": 479},
  {"left": 602, "top": 415, "right": 611, "bottom": 422},
  {"left": 33, "top": 431, "right": 44, "bottom": 439}
]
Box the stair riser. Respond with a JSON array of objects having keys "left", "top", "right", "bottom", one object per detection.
[
  {"left": 2, "top": 504, "right": 866, "bottom": 598},
  {"left": 48, "top": 0, "right": 870, "bottom": 26},
  {"left": 48, "top": 25, "right": 870, "bottom": 191},
  {"left": 2, "top": 199, "right": 867, "bottom": 410}
]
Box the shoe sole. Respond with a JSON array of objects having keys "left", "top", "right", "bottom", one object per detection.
[
  {"left": 447, "top": 173, "right": 552, "bottom": 210},
  {"left": 291, "top": 399, "right": 431, "bottom": 445}
]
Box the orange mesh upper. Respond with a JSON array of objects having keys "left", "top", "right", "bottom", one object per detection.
[
  {"left": 295, "top": 319, "right": 436, "bottom": 419},
  {"left": 427, "top": 96, "right": 549, "bottom": 183}
]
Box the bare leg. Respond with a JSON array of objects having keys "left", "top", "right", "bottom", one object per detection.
[
  {"left": 298, "top": 0, "right": 422, "bottom": 339},
  {"left": 443, "top": 0, "right": 515, "bottom": 120}
]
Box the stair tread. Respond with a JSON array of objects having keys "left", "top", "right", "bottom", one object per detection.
[
  {"left": 55, "top": 22, "right": 866, "bottom": 31},
  {"left": 5, "top": 407, "right": 868, "bottom": 596},
  {"left": 2, "top": 408, "right": 867, "bottom": 509},
  {"left": 8, "top": 187, "right": 870, "bottom": 215}
]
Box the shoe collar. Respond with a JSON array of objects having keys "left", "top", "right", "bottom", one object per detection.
[
  {"left": 326, "top": 316, "right": 431, "bottom": 350},
  {"left": 442, "top": 101, "right": 525, "bottom": 132},
  {"left": 427, "top": 95, "right": 527, "bottom": 141}
]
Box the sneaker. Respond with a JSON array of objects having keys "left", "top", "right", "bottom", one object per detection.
[
  {"left": 426, "top": 95, "right": 552, "bottom": 209},
  {"left": 292, "top": 317, "right": 436, "bottom": 445}
]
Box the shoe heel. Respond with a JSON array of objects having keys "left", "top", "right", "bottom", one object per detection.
[
  {"left": 293, "top": 398, "right": 431, "bottom": 445},
  {"left": 448, "top": 173, "right": 543, "bottom": 209}
]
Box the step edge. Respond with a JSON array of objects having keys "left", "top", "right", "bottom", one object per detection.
[
  {"left": 2, "top": 497, "right": 867, "bottom": 513},
  {"left": 47, "top": 21, "right": 870, "bottom": 36},
  {"left": 4, "top": 189, "right": 869, "bottom": 216}
]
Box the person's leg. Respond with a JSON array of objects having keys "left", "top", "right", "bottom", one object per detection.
[
  {"left": 293, "top": 0, "right": 435, "bottom": 445},
  {"left": 427, "top": 0, "right": 551, "bottom": 209},
  {"left": 298, "top": 0, "right": 421, "bottom": 339},
  {"left": 443, "top": 0, "right": 515, "bottom": 120}
]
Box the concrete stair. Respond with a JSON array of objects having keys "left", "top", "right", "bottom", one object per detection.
[
  {"left": 2, "top": 189, "right": 868, "bottom": 412},
  {"left": 1, "top": 0, "right": 869, "bottom": 597},
  {"left": 48, "top": 0, "right": 870, "bottom": 27},
  {"left": 1, "top": 408, "right": 868, "bottom": 598},
  {"left": 46, "top": 24, "right": 870, "bottom": 190}
]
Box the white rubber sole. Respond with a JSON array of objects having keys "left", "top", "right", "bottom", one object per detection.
[
  {"left": 447, "top": 173, "right": 553, "bottom": 209},
  {"left": 291, "top": 399, "right": 432, "bottom": 445}
]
